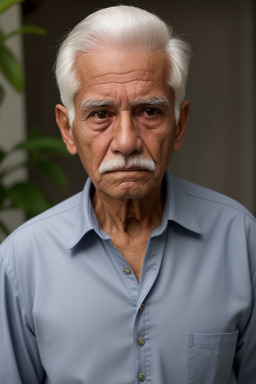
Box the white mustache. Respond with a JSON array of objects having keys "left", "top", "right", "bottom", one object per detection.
[{"left": 98, "top": 156, "right": 156, "bottom": 175}]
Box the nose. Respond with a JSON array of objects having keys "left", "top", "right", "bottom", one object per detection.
[{"left": 110, "top": 112, "right": 143, "bottom": 156}]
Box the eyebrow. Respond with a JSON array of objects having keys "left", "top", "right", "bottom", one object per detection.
[
  {"left": 80, "top": 99, "right": 113, "bottom": 112},
  {"left": 80, "top": 96, "right": 170, "bottom": 112},
  {"left": 132, "top": 97, "right": 170, "bottom": 108}
]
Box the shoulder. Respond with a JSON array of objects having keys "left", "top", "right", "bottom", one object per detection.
[
  {"left": 0, "top": 192, "right": 83, "bottom": 298},
  {"left": 179, "top": 178, "right": 255, "bottom": 222},
  {"left": 174, "top": 177, "right": 256, "bottom": 276},
  {"left": 0, "top": 192, "right": 82, "bottom": 254}
]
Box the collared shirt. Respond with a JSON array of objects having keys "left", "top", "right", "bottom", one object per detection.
[{"left": 0, "top": 170, "right": 255, "bottom": 384}]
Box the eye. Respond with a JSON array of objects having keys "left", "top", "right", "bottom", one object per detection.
[
  {"left": 140, "top": 107, "right": 162, "bottom": 117},
  {"left": 90, "top": 110, "right": 112, "bottom": 119}
]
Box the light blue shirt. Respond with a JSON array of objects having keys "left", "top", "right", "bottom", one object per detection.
[{"left": 0, "top": 171, "right": 256, "bottom": 384}]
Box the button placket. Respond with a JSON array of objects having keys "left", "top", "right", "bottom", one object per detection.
[{"left": 134, "top": 300, "right": 151, "bottom": 383}]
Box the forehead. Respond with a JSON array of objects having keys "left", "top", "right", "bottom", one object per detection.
[{"left": 74, "top": 48, "right": 171, "bottom": 103}]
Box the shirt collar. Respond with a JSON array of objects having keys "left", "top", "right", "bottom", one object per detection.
[
  {"left": 68, "top": 170, "right": 202, "bottom": 248},
  {"left": 68, "top": 178, "right": 110, "bottom": 249},
  {"left": 163, "top": 170, "right": 202, "bottom": 235}
]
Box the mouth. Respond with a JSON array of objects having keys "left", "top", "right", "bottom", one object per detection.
[{"left": 111, "top": 167, "right": 150, "bottom": 172}]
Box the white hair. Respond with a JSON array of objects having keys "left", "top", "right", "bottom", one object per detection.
[
  {"left": 98, "top": 155, "right": 156, "bottom": 175},
  {"left": 55, "top": 5, "right": 191, "bottom": 126}
]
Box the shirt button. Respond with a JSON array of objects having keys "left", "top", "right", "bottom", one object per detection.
[
  {"left": 137, "top": 337, "right": 145, "bottom": 346},
  {"left": 139, "top": 303, "right": 145, "bottom": 311},
  {"left": 124, "top": 267, "right": 131, "bottom": 275},
  {"left": 138, "top": 372, "right": 146, "bottom": 381}
]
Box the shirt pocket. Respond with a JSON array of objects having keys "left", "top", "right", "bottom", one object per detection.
[{"left": 188, "top": 330, "right": 238, "bottom": 384}]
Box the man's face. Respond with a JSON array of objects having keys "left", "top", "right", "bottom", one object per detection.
[{"left": 56, "top": 48, "right": 188, "bottom": 201}]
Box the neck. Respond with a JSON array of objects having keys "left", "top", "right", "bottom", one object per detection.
[
  {"left": 92, "top": 184, "right": 165, "bottom": 238},
  {"left": 91, "top": 182, "right": 166, "bottom": 283}
]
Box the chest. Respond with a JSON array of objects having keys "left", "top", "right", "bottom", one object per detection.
[{"left": 31, "top": 229, "right": 251, "bottom": 384}]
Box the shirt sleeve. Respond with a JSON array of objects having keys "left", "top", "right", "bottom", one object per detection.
[
  {"left": 235, "top": 215, "right": 256, "bottom": 383},
  {"left": 0, "top": 243, "right": 45, "bottom": 384}
]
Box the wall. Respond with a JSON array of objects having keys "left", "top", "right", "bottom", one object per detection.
[
  {"left": 170, "top": 0, "right": 256, "bottom": 214},
  {"left": 22, "top": 0, "right": 256, "bottom": 214}
]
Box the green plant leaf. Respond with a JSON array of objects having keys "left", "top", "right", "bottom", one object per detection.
[
  {"left": 39, "top": 161, "right": 67, "bottom": 189},
  {"left": 0, "top": 146, "right": 6, "bottom": 163},
  {"left": 0, "top": 219, "right": 9, "bottom": 236},
  {"left": 0, "top": 84, "right": 4, "bottom": 104},
  {"left": 0, "top": 0, "right": 22, "bottom": 15},
  {"left": 16, "top": 136, "right": 68, "bottom": 155},
  {"left": 8, "top": 181, "right": 52, "bottom": 216},
  {"left": 0, "top": 184, "right": 5, "bottom": 206},
  {"left": 3, "top": 24, "right": 47, "bottom": 40},
  {"left": 0, "top": 44, "right": 23, "bottom": 91}
]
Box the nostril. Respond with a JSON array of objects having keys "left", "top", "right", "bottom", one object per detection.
[
  {"left": 111, "top": 134, "right": 143, "bottom": 156},
  {"left": 112, "top": 140, "right": 143, "bottom": 156}
]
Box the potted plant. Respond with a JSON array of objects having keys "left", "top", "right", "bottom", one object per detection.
[{"left": 0, "top": 0, "right": 68, "bottom": 239}]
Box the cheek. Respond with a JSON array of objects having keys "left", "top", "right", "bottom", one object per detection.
[
  {"left": 71, "top": 129, "right": 93, "bottom": 170},
  {"left": 74, "top": 129, "right": 112, "bottom": 174},
  {"left": 144, "top": 127, "right": 173, "bottom": 160}
]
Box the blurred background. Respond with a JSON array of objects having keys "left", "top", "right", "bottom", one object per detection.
[{"left": 1, "top": 0, "right": 255, "bottom": 235}]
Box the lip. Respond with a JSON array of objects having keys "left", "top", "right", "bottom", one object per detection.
[{"left": 110, "top": 167, "right": 150, "bottom": 172}]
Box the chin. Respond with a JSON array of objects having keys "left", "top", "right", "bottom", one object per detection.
[{"left": 101, "top": 181, "right": 160, "bottom": 201}]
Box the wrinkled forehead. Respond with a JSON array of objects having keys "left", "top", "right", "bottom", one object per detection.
[{"left": 73, "top": 48, "right": 171, "bottom": 100}]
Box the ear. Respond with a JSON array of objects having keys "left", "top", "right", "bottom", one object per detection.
[
  {"left": 173, "top": 100, "right": 189, "bottom": 152},
  {"left": 55, "top": 104, "right": 78, "bottom": 155}
]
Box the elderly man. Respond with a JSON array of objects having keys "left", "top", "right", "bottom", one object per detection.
[{"left": 0, "top": 5, "right": 255, "bottom": 384}]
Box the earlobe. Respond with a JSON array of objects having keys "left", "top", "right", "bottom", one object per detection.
[
  {"left": 55, "top": 104, "right": 78, "bottom": 155},
  {"left": 173, "top": 100, "right": 189, "bottom": 152}
]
